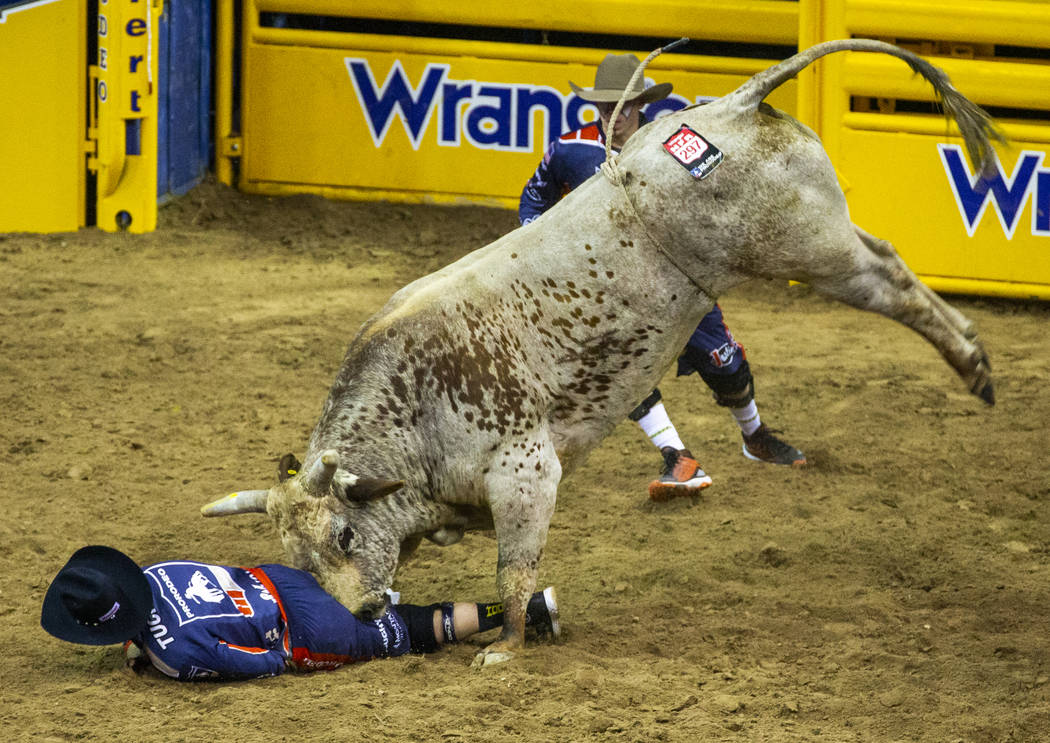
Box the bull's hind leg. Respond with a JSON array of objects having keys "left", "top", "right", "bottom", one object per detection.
[
  {"left": 471, "top": 433, "right": 561, "bottom": 668},
  {"left": 853, "top": 226, "right": 982, "bottom": 346},
  {"left": 806, "top": 224, "right": 994, "bottom": 404}
]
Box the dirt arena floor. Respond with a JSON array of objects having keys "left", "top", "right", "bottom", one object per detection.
[{"left": 3, "top": 179, "right": 1049, "bottom": 742}]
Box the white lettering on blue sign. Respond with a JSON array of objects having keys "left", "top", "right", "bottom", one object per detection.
[
  {"left": 939, "top": 144, "right": 1049, "bottom": 239},
  {"left": 344, "top": 57, "right": 694, "bottom": 153}
]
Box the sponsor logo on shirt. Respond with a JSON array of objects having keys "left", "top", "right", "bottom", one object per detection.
[
  {"left": 155, "top": 567, "right": 197, "bottom": 620},
  {"left": 186, "top": 571, "right": 225, "bottom": 605},
  {"left": 147, "top": 562, "right": 260, "bottom": 625},
  {"left": 709, "top": 341, "right": 739, "bottom": 368},
  {"left": 208, "top": 566, "right": 257, "bottom": 617},
  {"left": 375, "top": 619, "right": 390, "bottom": 650}
]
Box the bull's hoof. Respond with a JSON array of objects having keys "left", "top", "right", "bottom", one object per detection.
[
  {"left": 977, "top": 381, "right": 995, "bottom": 406},
  {"left": 470, "top": 649, "right": 515, "bottom": 669}
]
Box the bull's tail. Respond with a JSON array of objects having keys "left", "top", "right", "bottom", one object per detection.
[{"left": 722, "top": 39, "right": 1006, "bottom": 175}]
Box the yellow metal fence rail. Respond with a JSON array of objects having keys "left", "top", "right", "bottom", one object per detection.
[{"left": 252, "top": 0, "right": 800, "bottom": 44}]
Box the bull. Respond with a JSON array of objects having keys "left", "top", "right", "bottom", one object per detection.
[{"left": 202, "top": 40, "right": 999, "bottom": 666}]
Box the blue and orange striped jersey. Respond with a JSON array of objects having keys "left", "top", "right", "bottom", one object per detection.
[
  {"left": 519, "top": 121, "right": 613, "bottom": 225},
  {"left": 132, "top": 561, "right": 409, "bottom": 680}
]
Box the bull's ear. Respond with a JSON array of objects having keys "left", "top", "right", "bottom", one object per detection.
[
  {"left": 278, "top": 453, "right": 302, "bottom": 483},
  {"left": 342, "top": 477, "right": 404, "bottom": 503}
]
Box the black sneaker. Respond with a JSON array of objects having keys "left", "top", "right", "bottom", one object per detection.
[
  {"left": 524, "top": 586, "right": 560, "bottom": 641},
  {"left": 742, "top": 424, "right": 807, "bottom": 467},
  {"left": 648, "top": 447, "right": 713, "bottom": 501}
]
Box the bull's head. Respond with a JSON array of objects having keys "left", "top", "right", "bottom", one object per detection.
[{"left": 200, "top": 449, "right": 404, "bottom": 618}]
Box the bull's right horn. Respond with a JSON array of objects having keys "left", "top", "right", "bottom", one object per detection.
[
  {"left": 304, "top": 449, "right": 339, "bottom": 494},
  {"left": 200, "top": 489, "right": 269, "bottom": 516}
]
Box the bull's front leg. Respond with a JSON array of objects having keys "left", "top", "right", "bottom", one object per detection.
[{"left": 471, "top": 436, "right": 560, "bottom": 668}]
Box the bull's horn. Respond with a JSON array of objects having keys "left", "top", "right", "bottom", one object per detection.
[
  {"left": 304, "top": 449, "right": 339, "bottom": 494},
  {"left": 200, "top": 489, "right": 269, "bottom": 517},
  {"left": 344, "top": 477, "right": 404, "bottom": 502}
]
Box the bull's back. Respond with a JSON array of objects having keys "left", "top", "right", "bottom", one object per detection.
[{"left": 619, "top": 102, "right": 849, "bottom": 287}]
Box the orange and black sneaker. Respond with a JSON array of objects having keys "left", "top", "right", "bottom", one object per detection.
[
  {"left": 742, "top": 424, "right": 807, "bottom": 467},
  {"left": 648, "top": 447, "right": 713, "bottom": 501}
]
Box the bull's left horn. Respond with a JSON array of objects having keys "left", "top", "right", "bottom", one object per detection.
[
  {"left": 200, "top": 489, "right": 269, "bottom": 516},
  {"left": 304, "top": 449, "right": 339, "bottom": 494}
]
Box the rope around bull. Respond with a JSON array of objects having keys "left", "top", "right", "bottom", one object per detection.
[
  {"left": 598, "top": 38, "right": 715, "bottom": 299},
  {"left": 600, "top": 37, "right": 688, "bottom": 185}
]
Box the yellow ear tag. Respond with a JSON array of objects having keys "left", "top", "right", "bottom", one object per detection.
[{"left": 287, "top": 469, "right": 298, "bottom": 476}]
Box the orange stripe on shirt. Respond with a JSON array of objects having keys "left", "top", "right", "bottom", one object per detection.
[
  {"left": 220, "top": 641, "right": 271, "bottom": 655},
  {"left": 561, "top": 123, "right": 603, "bottom": 144},
  {"left": 247, "top": 567, "right": 291, "bottom": 656},
  {"left": 248, "top": 567, "right": 370, "bottom": 670}
]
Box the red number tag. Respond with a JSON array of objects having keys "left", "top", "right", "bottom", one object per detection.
[
  {"left": 662, "top": 125, "right": 724, "bottom": 180},
  {"left": 665, "top": 128, "right": 709, "bottom": 164}
]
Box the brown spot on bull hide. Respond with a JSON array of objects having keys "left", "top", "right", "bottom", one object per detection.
[{"left": 395, "top": 302, "right": 541, "bottom": 436}]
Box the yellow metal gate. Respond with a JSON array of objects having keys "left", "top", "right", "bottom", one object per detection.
[
  {"left": 798, "top": 0, "right": 1050, "bottom": 299},
  {"left": 0, "top": 0, "right": 87, "bottom": 233}
]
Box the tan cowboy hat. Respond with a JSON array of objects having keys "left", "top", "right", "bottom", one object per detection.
[{"left": 569, "top": 53, "right": 674, "bottom": 104}]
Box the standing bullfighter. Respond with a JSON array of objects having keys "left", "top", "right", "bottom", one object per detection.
[{"left": 520, "top": 53, "right": 807, "bottom": 502}]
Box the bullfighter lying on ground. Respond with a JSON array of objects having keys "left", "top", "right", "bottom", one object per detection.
[{"left": 40, "top": 545, "right": 559, "bottom": 681}]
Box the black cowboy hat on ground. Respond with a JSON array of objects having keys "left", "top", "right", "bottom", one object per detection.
[
  {"left": 41, "top": 545, "right": 153, "bottom": 646},
  {"left": 569, "top": 53, "right": 674, "bottom": 104}
]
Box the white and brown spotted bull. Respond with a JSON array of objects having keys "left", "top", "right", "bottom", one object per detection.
[{"left": 202, "top": 40, "right": 999, "bottom": 666}]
